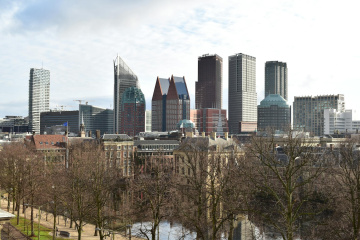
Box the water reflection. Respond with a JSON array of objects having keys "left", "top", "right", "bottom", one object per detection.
[{"left": 131, "top": 215, "right": 275, "bottom": 240}]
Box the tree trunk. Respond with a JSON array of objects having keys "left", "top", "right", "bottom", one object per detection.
[
  {"left": 228, "top": 219, "right": 234, "bottom": 240},
  {"left": 30, "top": 195, "right": 34, "bottom": 236},
  {"left": 77, "top": 220, "right": 82, "bottom": 240}
]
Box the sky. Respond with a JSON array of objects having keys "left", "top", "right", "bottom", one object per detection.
[{"left": 1, "top": 0, "right": 360, "bottom": 119}]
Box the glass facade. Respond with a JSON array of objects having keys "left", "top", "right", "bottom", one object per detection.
[
  {"left": 196, "top": 54, "right": 222, "bottom": 109},
  {"left": 257, "top": 94, "right": 291, "bottom": 132},
  {"left": 265, "top": 61, "right": 288, "bottom": 101},
  {"left": 114, "top": 55, "right": 139, "bottom": 134},
  {"left": 79, "top": 104, "right": 113, "bottom": 137}
]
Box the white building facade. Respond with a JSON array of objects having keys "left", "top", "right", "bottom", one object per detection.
[
  {"left": 228, "top": 53, "right": 257, "bottom": 134},
  {"left": 324, "top": 109, "right": 360, "bottom": 134},
  {"left": 29, "top": 68, "right": 50, "bottom": 134}
]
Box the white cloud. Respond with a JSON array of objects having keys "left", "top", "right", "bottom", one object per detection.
[{"left": 1, "top": 0, "right": 360, "bottom": 118}]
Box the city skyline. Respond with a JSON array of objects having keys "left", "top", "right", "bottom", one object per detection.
[{"left": 1, "top": 0, "right": 360, "bottom": 119}]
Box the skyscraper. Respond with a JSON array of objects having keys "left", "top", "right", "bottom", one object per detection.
[
  {"left": 152, "top": 77, "right": 170, "bottom": 132},
  {"left": 151, "top": 75, "right": 190, "bottom": 132},
  {"left": 228, "top": 53, "right": 257, "bottom": 134},
  {"left": 265, "top": 61, "right": 288, "bottom": 100},
  {"left": 196, "top": 54, "right": 222, "bottom": 109},
  {"left": 114, "top": 55, "right": 139, "bottom": 134},
  {"left": 120, "top": 87, "right": 145, "bottom": 136},
  {"left": 257, "top": 94, "right": 291, "bottom": 132},
  {"left": 29, "top": 68, "right": 50, "bottom": 134}
]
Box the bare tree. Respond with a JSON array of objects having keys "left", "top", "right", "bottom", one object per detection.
[
  {"left": 0, "top": 143, "right": 31, "bottom": 225},
  {"left": 67, "top": 142, "right": 97, "bottom": 240},
  {"left": 174, "top": 138, "right": 241, "bottom": 240},
  {"left": 243, "top": 130, "right": 328, "bottom": 240},
  {"left": 317, "top": 138, "right": 360, "bottom": 240},
  {"left": 130, "top": 151, "right": 174, "bottom": 240}
]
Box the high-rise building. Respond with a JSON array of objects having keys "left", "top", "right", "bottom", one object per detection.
[
  {"left": 190, "top": 108, "right": 228, "bottom": 136},
  {"left": 152, "top": 77, "right": 170, "bottom": 132},
  {"left": 151, "top": 76, "right": 190, "bottom": 132},
  {"left": 79, "top": 104, "right": 113, "bottom": 137},
  {"left": 293, "top": 94, "right": 345, "bottom": 136},
  {"left": 196, "top": 54, "right": 222, "bottom": 109},
  {"left": 120, "top": 87, "right": 145, "bottom": 136},
  {"left": 265, "top": 61, "right": 288, "bottom": 101},
  {"left": 29, "top": 68, "right": 50, "bottom": 134},
  {"left": 228, "top": 53, "right": 257, "bottom": 134},
  {"left": 166, "top": 76, "right": 190, "bottom": 131},
  {"left": 114, "top": 55, "right": 139, "bottom": 134},
  {"left": 40, "top": 110, "right": 79, "bottom": 134},
  {"left": 145, "top": 110, "right": 152, "bottom": 132},
  {"left": 257, "top": 94, "right": 291, "bottom": 132}
]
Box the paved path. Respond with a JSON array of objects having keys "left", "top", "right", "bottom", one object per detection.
[{"left": 0, "top": 198, "right": 140, "bottom": 240}]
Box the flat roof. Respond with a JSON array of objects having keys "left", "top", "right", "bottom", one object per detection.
[{"left": 0, "top": 209, "right": 15, "bottom": 220}]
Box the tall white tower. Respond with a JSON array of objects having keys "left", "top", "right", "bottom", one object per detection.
[
  {"left": 228, "top": 53, "right": 257, "bottom": 134},
  {"left": 29, "top": 68, "right": 50, "bottom": 134}
]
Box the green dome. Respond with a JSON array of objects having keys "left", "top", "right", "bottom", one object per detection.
[
  {"left": 176, "top": 119, "right": 195, "bottom": 129},
  {"left": 259, "top": 94, "right": 289, "bottom": 107}
]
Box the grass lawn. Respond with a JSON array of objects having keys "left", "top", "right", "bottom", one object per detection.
[{"left": 10, "top": 216, "right": 65, "bottom": 240}]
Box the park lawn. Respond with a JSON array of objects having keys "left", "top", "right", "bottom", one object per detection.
[{"left": 10, "top": 216, "right": 65, "bottom": 240}]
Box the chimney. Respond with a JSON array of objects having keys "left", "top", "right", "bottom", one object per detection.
[
  {"left": 32, "top": 131, "right": 36, "bottom": 136},
  {"left": 202, "top": 132, "right": 205, "bottom": 137},
  {"left": 224, "top": 132, "right": 229, "bottom": 140},
  {"left": 88, "top": 130, "right": 92, "bottom": 138},
  {"left": 96, "top": 130, "right": 101, "bottom": 139},
  {"left": 210, "top": 132, "right": 217, "bottom": 140}
]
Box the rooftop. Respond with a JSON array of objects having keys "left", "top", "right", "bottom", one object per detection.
[
  {"left": 32, "top": 135, "right": 67, "bottom": 150},
  {"left": 259, "top": 94, "right": 289, "bottom": 107}
]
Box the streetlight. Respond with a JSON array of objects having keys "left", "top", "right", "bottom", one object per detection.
[{"left": 23, "top": 203, "right": 46, "bottom": 240}]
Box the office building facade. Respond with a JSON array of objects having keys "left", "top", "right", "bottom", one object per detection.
[
  {"left": 228, "top": 53, "right": 257, "bottom": 134},
  {"left": 114, "top": 55, "right": 139, "bottom": 134},
  {"left": 293, "top": 94, "right": 345, "bottom": 136},
  {"left": 29, "top": 68, "right": 50, "bottom": 134},
  {"left": 196, "top": 54, "right": 222, "bottom": 109},
  {"left": 190, "top": 108, "right": 228, "bottom": 136},
  {"left": 265, "top": 61, "right": 288, "bottom": 100},
  {"left": 152, "top": 76, "right": 190, "bottom": 132},
  {"left": 145, "top": 110, "right": 152, "bottom": 132},
  {"left": 40, "top": 110, "right": 79, "bottom": 134},
  {"left": 120, "top": 87, "right": 145, "bottom": 136},
  {"left": 79, "top": 104, "right": 113, "bottom": 137},
  {"left": 152, "top": 77, "right": 170, "bottom": 132},
  {"left": 257, "top": 94, "right": 291, "bottom": 132},
  {"left": 324, "top": 109, "right": 360, "bottom": 134}
]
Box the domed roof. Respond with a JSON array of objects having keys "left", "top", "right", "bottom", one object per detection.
[
  {"left": 259, "top": 94, "right": 289, "bottom": 107},
  {"left": 176, "top": 119, "right": 195, "bottom": 129}
]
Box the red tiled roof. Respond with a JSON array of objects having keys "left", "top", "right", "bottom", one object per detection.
[{"left": 32, "top": 135, "right": 67, "bottom": 150}]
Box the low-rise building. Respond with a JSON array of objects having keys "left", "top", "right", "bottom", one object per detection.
[{"left": 102, "top": 134, "right": 135, "bottom": 177}]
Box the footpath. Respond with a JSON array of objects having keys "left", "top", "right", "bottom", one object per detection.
[{"left": 0, "top": 199, "right": 140, "bottom": 240}]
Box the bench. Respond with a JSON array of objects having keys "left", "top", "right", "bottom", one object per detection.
[{"left": 59, "top": 231, "right": 71, "bottom": 237}]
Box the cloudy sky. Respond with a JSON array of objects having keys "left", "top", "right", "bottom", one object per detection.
[{"left": 1, "top": 0, "right": 360, "bottom": 119}]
